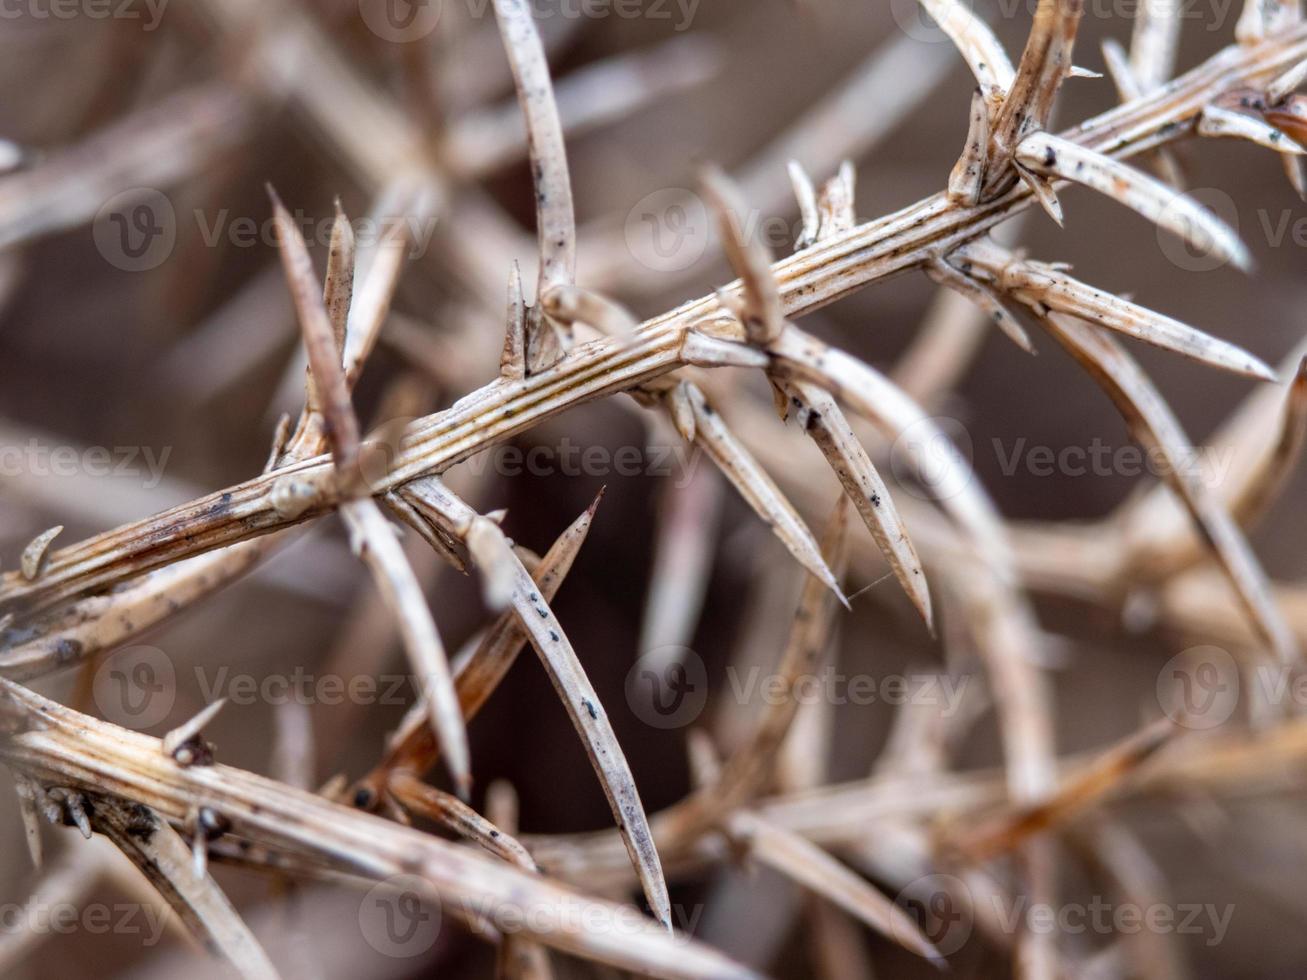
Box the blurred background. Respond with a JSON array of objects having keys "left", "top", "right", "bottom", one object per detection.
[{"left": 0, "top": 0, "right": 1305, "bottom": 976}]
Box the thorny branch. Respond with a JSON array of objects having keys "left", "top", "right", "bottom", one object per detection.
[
  {"left": 3, "top": 25, "right": 1306, "bottom": 616},
  {"left": 3, "top": 2, "right": 1307, "bottom": 977}
]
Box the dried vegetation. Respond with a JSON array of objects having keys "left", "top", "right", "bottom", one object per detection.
[{"left": 2, "top": 0, "right": 1307, "bottom": 977}]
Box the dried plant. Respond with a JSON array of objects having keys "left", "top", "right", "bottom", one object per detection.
[{"left": 2, "top": 0, "right": 1307, "bottom": 977}]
